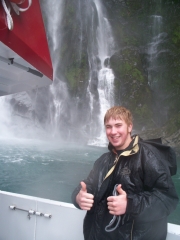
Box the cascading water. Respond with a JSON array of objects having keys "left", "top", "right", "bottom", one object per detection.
[
  {"left": 48, "top": 82, "right": 71, "bottom": 139},
  {"left": 40, "top": 1, "right": 72, "bottom": 140},
  {"left": 40, "top": 0, "right": 116, "bottom": 145},
  {"left": 87, "top": 0, "right": 116, "bottom": 146},
  {"left": 147, "top": 15, "right": 167, "bottom": 89},
  {"left": 146, "top": 7, "right": 169, "bottom": 125}
]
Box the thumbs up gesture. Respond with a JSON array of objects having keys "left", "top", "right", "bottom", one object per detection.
[
  {"left": 76, "top": 182, "right": 94, "bottom": 210},
  {"left": 107, "top": 184, "right": 127, "bottom": 215}
]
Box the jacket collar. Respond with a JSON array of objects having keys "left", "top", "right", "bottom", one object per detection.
[
  {"left": 108, "top": 135, "right": 138, "bottom": 153},
  {"left": 104, "top": 135, "right": 139, "bottom": 181}
]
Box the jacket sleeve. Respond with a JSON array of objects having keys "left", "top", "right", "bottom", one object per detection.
[
  {"left": 71, "top": 157, "right": 102, "bottom": 209},
  {"left": 125, "top": 145, "right": 179, "bottom": 222},
  {"left": 71, "top": 152, "right": 111, "bottom": 209}
]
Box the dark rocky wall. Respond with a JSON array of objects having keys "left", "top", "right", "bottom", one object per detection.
[{"left": 102, "top": 0, "right": 180, "bottom": 139}]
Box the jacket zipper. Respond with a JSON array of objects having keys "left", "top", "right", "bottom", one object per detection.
[{"left": 131, "top": 220, "right": 134, "bottom": 240}]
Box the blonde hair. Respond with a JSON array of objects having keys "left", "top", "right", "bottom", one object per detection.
[{"left": 104, "top": 106, "right": 133, "bottom": 126}]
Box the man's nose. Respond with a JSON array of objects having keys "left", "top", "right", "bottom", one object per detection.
[{"left": 111, "top": 126, "right": 116, "bottom": 134}]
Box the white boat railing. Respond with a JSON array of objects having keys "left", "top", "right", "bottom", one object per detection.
[{"left": 0, "top": 191, "right": 179, "bottom": 240}]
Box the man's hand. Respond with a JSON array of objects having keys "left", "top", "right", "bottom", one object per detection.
[
  {"left": 76, "top": 181, "right": 94, "bottom": 210},
  {"left": 107, "top": 184, "right": 127, "bottom": 215}
]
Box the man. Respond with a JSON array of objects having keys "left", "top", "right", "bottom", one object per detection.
[{"left": 72, "top": 106, "right": 179, "bottom": 240}]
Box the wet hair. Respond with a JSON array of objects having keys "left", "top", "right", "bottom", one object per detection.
[{"left": 104, "top": 106, "right": 133, "bottom": 126}]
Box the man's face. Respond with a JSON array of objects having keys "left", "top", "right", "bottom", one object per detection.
[{"left": 105, "top": 117, "right": 132, "bottom": 150}]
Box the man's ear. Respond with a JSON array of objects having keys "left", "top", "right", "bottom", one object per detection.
[{"left": 128, "top": 123, "right": 133, "bottom": 133}]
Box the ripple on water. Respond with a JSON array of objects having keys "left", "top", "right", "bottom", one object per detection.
[{"left": 11, "top": 159, "right": 23, "bottom": 163}]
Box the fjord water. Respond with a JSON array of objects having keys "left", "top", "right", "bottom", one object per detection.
[
  {"left": 0, "top": 138, "right": 105, "bottom": 202},
  {"left": 0, "top": 138, "right": 179, "bottom": 225}
]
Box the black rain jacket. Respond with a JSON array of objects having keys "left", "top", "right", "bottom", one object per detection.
[{"left": 71, "top": 136, "right": 179, "bottom": 240}]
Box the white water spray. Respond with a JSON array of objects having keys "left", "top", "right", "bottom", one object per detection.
[{"left": 0, "top": 97, "right": 15, "bottom": 139}]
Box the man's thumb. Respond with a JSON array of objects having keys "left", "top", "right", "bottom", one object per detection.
[
  {"left": 80, "top": 181, "right": 87, "bottom": 192},
  {"left": 116, "top": 184, "right": 126, "bottom": 195}
]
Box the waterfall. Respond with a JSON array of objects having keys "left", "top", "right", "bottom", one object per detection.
[
  {"left": 43, "top": 0, "right": 116, "bottom": 145},
  {"left": 40, "top": 1, "right": 72, "bottom": 140},
  {"left": 147, "top": 15, "right": 167, "bottom": 89},
  {"left": 146, "top": 5, "right": 169, "bottom": 125},
  {"left": 87, "top": 0, "right": 116, "bottom": 146},
  {"left": 48, "top": 82, "right": 71, "bottom": 139}
]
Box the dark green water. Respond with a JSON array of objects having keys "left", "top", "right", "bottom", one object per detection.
[{"left": 0, "top": 138, "right": 179, "bottom": 225}]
